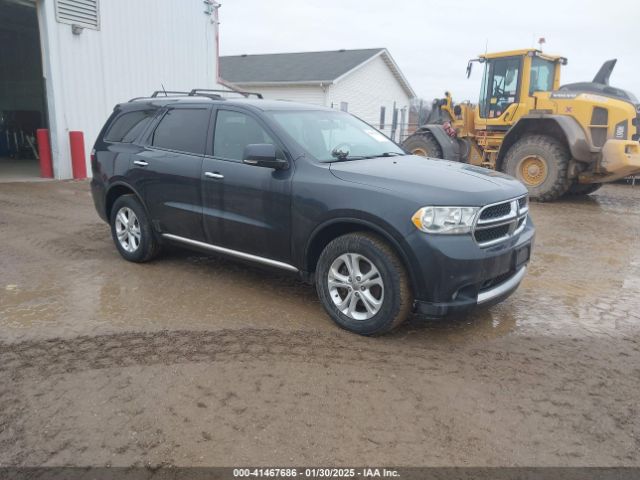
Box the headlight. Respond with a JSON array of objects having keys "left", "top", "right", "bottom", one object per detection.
[{"left": 411, "top": 206, "right": 479, "bottom": 234}]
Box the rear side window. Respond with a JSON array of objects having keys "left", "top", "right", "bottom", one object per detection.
[
  {"left": 151, "top": 108, "right": 210, "bottom": 155},
  {"left": 104, "top": 110, "right": 155, "bottom": 143}
]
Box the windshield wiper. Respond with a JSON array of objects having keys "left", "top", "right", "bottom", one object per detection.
[
  {"left": 359, "top": 151, "right": 407, "bottom": 159},
  {"left": 330, "top": 155, "right": 368, "bottom": 162},
  {"left": 327, "top": 152, "right": 407, "bottom": 162}
]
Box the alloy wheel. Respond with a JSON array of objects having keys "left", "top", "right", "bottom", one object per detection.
[
  {"left": 327, "top": 253, "right": 384, "bottom": 320},
  {"left": 115, "top": 207, "right": 141, "bottom": 253}
]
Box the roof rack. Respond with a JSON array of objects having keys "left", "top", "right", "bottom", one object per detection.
[
  {"left": 151, "top": 90, "right": 190, "bottom": 97},
  {"left": 129, "top": 88, "right": 263, "bottom": 102},
  {"left": 189, "top": 88, "right": 263, "bottom": 99}
]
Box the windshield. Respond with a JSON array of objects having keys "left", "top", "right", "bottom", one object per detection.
[{"left": 266, "top": 110, "right": 404, "bottom": 161}]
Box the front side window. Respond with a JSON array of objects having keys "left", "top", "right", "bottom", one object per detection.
[
  {"left": 266, "top": 110, "right": 403, "bottom": 161},
  {"left": 213, "top": 110, "right": 276, "bottom": 161},
  {"left": 151, "top": 108, "right": 210, "bottom": 155},
  {"left": 480, "top": 57, "right": 521, "bottom": 118},
  {"left": 529, "top": 57, "right": 555, "bottom": 94}
]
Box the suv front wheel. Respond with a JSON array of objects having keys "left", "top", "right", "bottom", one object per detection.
[
  {"left": 110, "top": 194, "right": 161, "bottom": 263},
  {"left": 315, "top": 232, "right": 413, "bottom": 335}
]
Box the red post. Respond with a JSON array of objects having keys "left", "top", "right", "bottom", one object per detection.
[
  {"left": 69, "top": 131, "right": 87, "bottom": 179},
  {"left": 36, "top": 129, "right": 54, "bottom": 178}
]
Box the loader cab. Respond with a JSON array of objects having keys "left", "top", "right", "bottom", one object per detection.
[
  {"left": 474, "top": 49, "right": 565, "bottom": 129},
  {"left": 478, "top": 55, "right": 523, "bottom": 121},
  {"left": 528, "top": 56, "right": 557, "bottom": 95}
]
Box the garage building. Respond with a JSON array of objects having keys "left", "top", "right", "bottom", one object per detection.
[{"left": 0, "top": 0, "right": 220, "bottom": 180}]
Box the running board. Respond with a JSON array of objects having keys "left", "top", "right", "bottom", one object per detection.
[{"left": 161, "top": 233, "right": 299, "bottom": 272}]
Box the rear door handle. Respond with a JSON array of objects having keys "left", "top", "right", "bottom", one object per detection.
[
  {"left": 204, "top": 171, "right": 224, "bottom": 179},
  {"left": 133, "top": 160, "right": 149, "bottom": 166}
]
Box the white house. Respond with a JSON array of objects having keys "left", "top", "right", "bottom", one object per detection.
[
  {"left": 220, "top": 48, "right": 416, "bottom": 139},
  {"left": 0, "top": 0, "right": 221, "bottom": 179}
]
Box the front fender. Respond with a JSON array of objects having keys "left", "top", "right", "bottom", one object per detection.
[
  {"left": 504, "top": 115, "right": 594, "bottom": 163},
  {"left": 416, "top": 125, "right": 461, "bottom": 161},
  {"left": 302, "top": 213, "right": 423, "bottom": 294}
]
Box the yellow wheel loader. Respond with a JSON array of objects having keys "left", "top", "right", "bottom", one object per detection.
[{"left": 402, "top": 49, "right": 640, "bottom": 201}]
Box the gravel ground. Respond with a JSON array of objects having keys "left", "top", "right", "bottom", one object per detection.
[{"left": 0, "top": 181, "right": 638, "bottom": 467}]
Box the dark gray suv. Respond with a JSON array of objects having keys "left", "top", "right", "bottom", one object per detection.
[{"left": 91, "top": 90, "right": 534, "bottom": 335}]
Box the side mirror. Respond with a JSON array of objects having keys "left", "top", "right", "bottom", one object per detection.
[{"left": 242, "top": 144, "right": 288, "bottom": 170}]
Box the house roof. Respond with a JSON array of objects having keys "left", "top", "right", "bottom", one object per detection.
[{"left": 220, "top": 48, "right": 415, "bottom": 98}]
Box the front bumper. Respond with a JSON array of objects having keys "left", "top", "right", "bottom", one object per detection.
[
  {"left": 591, "top": 140, "right": 640, "bottom": 182},
  {"left": 407, "top": 220, "right": 535, "bottom": 317}
]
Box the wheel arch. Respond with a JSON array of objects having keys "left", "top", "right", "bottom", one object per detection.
[
  {"left": 304, "top": 218, "right": 419, "bottom": 293},
  {"left": 408, "top": 125, "right": 461, "bottom": 161},
  {"left": 105, "top": 181, "right": 145, "bottom": 221},
  {"left": 497, "top": 115, "right": 593, "bottom": 170}
]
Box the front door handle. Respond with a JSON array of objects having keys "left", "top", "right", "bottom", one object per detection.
[
  {"left": 133, "top": 160, "right": 149, "bottom": 167},
  {"left": 204, "top": 171, "right": 224, "bottom": 179}
]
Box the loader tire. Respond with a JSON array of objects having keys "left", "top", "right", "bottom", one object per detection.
[
  {"left": 502, "top": 134, "right": 570, "bottom": 202},
  {"left": 402, "top": 132, "right": 443, "bottom": 159},
  {"left": 566, "top": 182, "right": 602, "bottom": 196}
]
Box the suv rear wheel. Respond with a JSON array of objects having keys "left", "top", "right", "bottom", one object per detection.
[
  {"left": 315, "top": 232, "right": 413, "bottom": 335},
  {"left": 110, "top": 194, "right": 161, "bottom": 262}
]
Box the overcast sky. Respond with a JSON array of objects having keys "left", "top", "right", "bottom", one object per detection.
[{"left": 219, "top": 0, "right": 639, "bottom": 103}]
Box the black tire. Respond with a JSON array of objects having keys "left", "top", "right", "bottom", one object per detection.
[
  {"left": 502, "top": 134, "right": 570, "bottom": 202},
  {"left": 401, "top": 132, "right": 443, "bottom": 158},
  {"left": 566, "top": 182, "right": 603, "bottom": 196},
  {"left": 109, "top": 194, "right": 161, "bottom": 263},
  {"left": 315, "top": 232, "right": 413, "bottom": 336}
]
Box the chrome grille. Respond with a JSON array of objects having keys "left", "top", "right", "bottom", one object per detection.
[
  {"left": 518, "top": 196, "right": 528, "bottom": 210},
  {"left": 480, "top": 203, "right": 511, "bottom": 220},
  {"left": 473, "top": 195, "right": 528, "bottom": 248}
]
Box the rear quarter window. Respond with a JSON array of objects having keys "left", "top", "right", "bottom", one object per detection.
[{"left": 104, "top": 110, "right": 156, "bottom": 143}]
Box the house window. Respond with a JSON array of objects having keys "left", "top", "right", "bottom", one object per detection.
[
  {"left": 55, "top": 0, "right": 100, "bottom": 30},
  {"left": 379, "top": 106, "right": 386, "bottom": 130},
  {"left": 340, "top": 102, "right": 348, "bottom": 112}
]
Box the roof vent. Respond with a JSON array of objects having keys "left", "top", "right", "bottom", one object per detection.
[
  {"left": 55, "top": 0, "right": 100, "bottom": 30},
  {"left": 338, "top": 49, "right": 346, "bottom": 52},
  {"left": 241, "top": 54, "right": 248, "bottom": 57}
]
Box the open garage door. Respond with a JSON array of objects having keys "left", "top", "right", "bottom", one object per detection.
[{"left": 0, "top": 0, "right": 47, "bottom": 181}]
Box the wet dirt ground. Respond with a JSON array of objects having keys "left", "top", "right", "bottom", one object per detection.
[{"left": 0, "top": 181, "right": 639, "bottom": 467}]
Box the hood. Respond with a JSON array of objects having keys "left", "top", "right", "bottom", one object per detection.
[
  {"left": 557, "top": 82, "right": 638, "bottom": 105},
  {"left": 329, "top": 155, "right": 527, "bottom": 206},
  {"left": 557, "top": 58, "right": 638, "bottom": 105}
]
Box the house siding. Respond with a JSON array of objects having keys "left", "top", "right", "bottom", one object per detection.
[
  {"left": 326, "top": 54, "right": 411, "bottom": 137},
  {"left": 240, "top": 85, "right": 326, "bottom": 106},
  {"left": 235, "top": 54, "right": 411, "bottom": 139}
]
